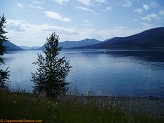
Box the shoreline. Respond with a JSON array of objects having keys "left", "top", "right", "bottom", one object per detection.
[
  {"left": 1, "top": 90, "right": 164, "bottom": 122},
  {"left": 59, "top": 94, "right": 164, "bottom": 119}
]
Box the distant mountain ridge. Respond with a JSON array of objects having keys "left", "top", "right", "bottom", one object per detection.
[
  {"left": 40, "top": 38, "right": 101, "bottom": 49},
  {"left": 59, "top": 38, "right": 101, "bottom": 48},
  {"left": 19, "top": 46, "right": 40, "bottom": 50},
  {"left": 79, "top": 27, "right": 164, "bottom": 50},
  {"left": 3, "top": 27, "right": 164, "bottom": 51},
  {"left": 3, "top": 41, "right": 23, "bottom": 51}
]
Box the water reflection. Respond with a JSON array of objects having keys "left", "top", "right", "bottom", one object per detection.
[
  {"left": 63, "top": 49, "right": 164, "bottom": 97},
  {"left": 2, "top": 49, "right": 164, "bottom": 97},
  {"left": 64, "top": 49, "right": 164, "bottom": 70}
]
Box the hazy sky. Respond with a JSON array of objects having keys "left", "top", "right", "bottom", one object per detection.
[{"left": 0, "top": 0, "right": 164, "bottom": 46}]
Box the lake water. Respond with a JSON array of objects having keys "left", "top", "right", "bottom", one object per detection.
[{"left": 2, "top": 49, "right": 164, "bottom": 97}]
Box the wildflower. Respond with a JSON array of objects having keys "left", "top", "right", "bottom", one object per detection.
[
  {"left": 13, "top": 101, "right": 16, "bottom": 104},
  {"left": 52, "top": 103, "right": 58, "bottom": 108}
]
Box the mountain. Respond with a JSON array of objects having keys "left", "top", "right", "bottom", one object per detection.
[
  {"left": 59, "top": 38, "right": 101, "bottom": 48},
  {"left": 80, "top": 27, "right": 164, "bottom": 50},
  {"left": 39, "top": 38, "right": 101, "bottom": 50},
  {"left": 3, "top": 41, "right": 23, "bottom": 51},
  {"left": 20, "top": 46, "right": 40, "bottom": 50}
]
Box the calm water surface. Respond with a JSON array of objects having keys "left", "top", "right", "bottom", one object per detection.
[{"left": 2, "top": 49, "right": 164, "bottom": 97}]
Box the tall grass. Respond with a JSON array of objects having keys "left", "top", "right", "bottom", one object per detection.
[{"left": 0, "top": 90, "right": 163, "bottom": 123}]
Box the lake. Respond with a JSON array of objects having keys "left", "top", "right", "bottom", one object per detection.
[{"left": 2, "top": 49, "right": 164, "bottom": 97}]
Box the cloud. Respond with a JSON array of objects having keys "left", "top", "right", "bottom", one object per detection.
[
  {"left": 54, "top": 0, "right": 69, "bottom": 5},
  {"left": 7, "top": 20, "right": 48, "bottom": 33},
  {"left": 62, "top": 27, "right": 141, "bottom": 42},
  {"left": 17, "top": 3, "right": 23, "bottom": 8},
  {"left": 122, "top": 0, "right": 133, "bottom": 7},
  {"left": 141, "top": 1, "right": 158, "bottom": 11},
  {"left": 135, "top": 10, "right": 163, "bottom": 22},
  {"left": 6, "top": 19, "right": 76, "bottom": 35},
  {"left": 141, "top": 13, "right": 160, "bottom": 21},
  {"left": 134, "top": 8, "right": 143, "bottom": 14},
  {"left": 45, "top": 11, "right": 71, "bottom": 22},
  {"left": 105, "top": 7, "right": 112, "bottom": 11},
  {"left": 30, "top": 0, "right": 43, "bottom": 9},
  {"left": 78, "top": 0, "right": 106, "bottom": 6},
  {"left": 95, "top": 0, "right": 106, "bottom": 3},
  {"left": 143, "top": 4, "right": 150, "bottom": 10},
  {"left": 77, "top": 7, "right": 96, "bottom": 14},
  {"left": 6, "top": 19, "right": 151, "bottom": 47},
  {"left": 83, "top": 20, "right": 93, "bottom": 27},
  {"left": 78, "top": 0, "right": 91, "bottom": 6},
  {"left": 102, "top": 6, "right": 112, "bottom": 12},
  {"left": 29, "top": 5, "right": 43, "bottom": 9},
  {"left": 140, "top": 23, "right": 154, "bottom": 29},
  {"left": 150, "top": 1, "right": 158, "bottom": 8},
  {"left": 32, "top": 0, "right": 41, "bottom": 4},
  {"left": 159, "top": 10, "right": 164, "bottom": 16},
  {"left": 90, "top": 27, "right": 142, "bottom": 40},
  {"left": 84, "top": 20, "right": 91, "bottom": 24},
  {"left": 6, "top": 20, "right": 47, "bottom": 46},
  {"left": 6, "top": 19, "right": 77, "bottom": 46}
]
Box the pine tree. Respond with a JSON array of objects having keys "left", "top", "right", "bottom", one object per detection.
[
  {"left": 32, "top": 32, "right": 72, "bottom": 97},
  {"left": 0, "top": 14, "right": 9, "bottom": 89}
]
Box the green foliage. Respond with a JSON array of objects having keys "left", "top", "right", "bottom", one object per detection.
[
  {"left": 0, "top": 14, "right": 9, "bottom": 89},
  {"left": 32, "top": 32, "right": 72, "bottom": 97}
]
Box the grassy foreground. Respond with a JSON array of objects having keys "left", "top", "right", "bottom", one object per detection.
[{"left": 0, "top": 90, "right": 164, "bottom": 123}]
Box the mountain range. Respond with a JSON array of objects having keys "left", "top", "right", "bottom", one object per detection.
[
  {"left": 3, "top": 27, "right": 164, "bottom": 51},
  {"left": 19, "top": 46, "right": 40, "bottom": 50},
  {"left": 3, "top": 40, "right": 23, "bottom": 51},
  {"left": 39, "top": 38, "right": 101, "bottom": 50},
  {"left": 78, "top": 27, "right": 164, "bottom": 50}
]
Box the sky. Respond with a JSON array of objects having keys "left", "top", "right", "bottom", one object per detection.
[{"left": 0, "top": 0, "right": 164, "bottom": 47}]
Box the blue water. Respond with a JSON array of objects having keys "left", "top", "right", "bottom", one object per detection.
[{"left": 2, "top": 49, "right": 164, "bottom": 97}]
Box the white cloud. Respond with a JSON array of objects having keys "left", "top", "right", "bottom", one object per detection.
[
  {"left": 54, "top": 0, "right": 69, "bottom": 5},
  {"left": 95, "top": 0, "right": 106, "bottom": 3},
  {"left": 134, "top": 8, "right": 143, "bottom": 14},
  {"left": 78, "top": 0, "right": 91, "bottom": 6},
  {"left": 78, "top": 0, "right": 106, "bottom": 6},
  {"left": 141, "top": 13, "right": 160, "bottom": 21},
  {"left": 140, "top": 2, "right": 158, "bottom": 11},
  {"left": 45, "top": 11, "right": 71, "bottom": 22},
  {"left": 61, "top": 27, "right": 141, "bottom": 42},
  {"left": 122, "top": 0, "right": 133, "bottom": 7},
  {"left": 150, "top": 1, "right": 158, "bottom": 8},
  {"left": 159, "top": 10, "right": 164, "bottom": 16},
  {"left": 7, "top": 20, "right": 53, "bottom": 33},
  {"left": 32, "top": 0, "right": 41, "bottom": 4},
  {"left": 93, "top": 27, "right": 141, "bottom": 40},
  {"left": 141, "top": 1, "right": 158, "bottom": 11},
  {"left": 6, "top": 19, "right": 151, "bottom": 47},
  {"left": 103, "top": 6, "right": 112, "bottom": 12},
  {"left": 6, "top": 19, "right": 77, "bottom": 46},
  {"left": 17, "top": 3, "right": 23, "bottom": 8},
  {"left": 140, "top": 23, "right": 154, "bottom": 29},
  {"left": 143, "top": 4, "right": 150, "bottom": 10},
  {"left": 29, "top": 5, "right": 43, "bottom": 9},
  {"left": 84, "top": 20, "right": 91, "bottom": 24},
  {"left": 133, "top": 18, "right": 138, "bottom": 22},
  {"left": 84, "top": 20, "right": 93, "bottom": 27},
  {"left": 105, "top": 7, "right": 112, "bottom": 11},
  {"left": 30, "top": 0, "right": 43, "bottom": 9},
  {"left": 77, "top": 7, "right": 96, "bottom": 14}
]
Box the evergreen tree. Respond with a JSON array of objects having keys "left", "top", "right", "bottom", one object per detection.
[
  {"left": 32, "top": 32, "right": 72, "bottom": 97},
  {"left": 0, "top": 14, "right": 9, "bottom": 89}
]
